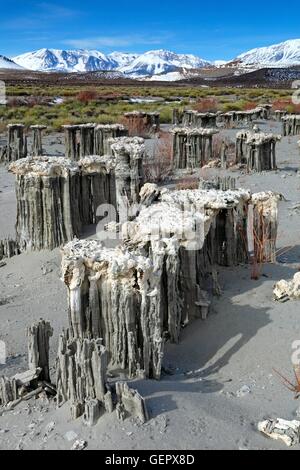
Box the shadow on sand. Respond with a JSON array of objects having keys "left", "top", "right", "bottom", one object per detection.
[{"left": 132, "top": 260, "right": 299, "bottom": 417}]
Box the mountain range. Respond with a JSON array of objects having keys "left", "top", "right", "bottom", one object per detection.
[
  {"left": 11, "top": 48, "right": 211, "bottom": 77},
  {"left": 1, "top": 39, "right": 300, "bottom": 80}
]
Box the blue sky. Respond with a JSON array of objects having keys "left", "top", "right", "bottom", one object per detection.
[{"left": 1, "top": 0, "right": 299, "bottom": 60}]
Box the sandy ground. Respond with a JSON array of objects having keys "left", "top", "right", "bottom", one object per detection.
[{"left": 1, "top": 121, "right": 300, "bottom": 450}]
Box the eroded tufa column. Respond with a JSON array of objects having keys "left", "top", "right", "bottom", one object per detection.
[
  {"left": 30, "top": 125, "right": 47, "bottom": 156},
  {"left": 7, "top": 124, "right": 27, "bottom": 162},
  {"left": 282, "top": 115, "right": 300, "bottom": 136},
  {"left": 79, "top": 123, "right": 96, "bottom": 158},
  {"left": 275, "top": 110, "right": 287, "bottom": 121},
  {"left": 236, "top": 130, "right": 281, "bottom": 171},
  {"left": 172, "top": 127, "right": 219, "bottom": 169},
  {"left": 94, "top": 124, "right": 128, "bottom": 155},
  {"left": 63, "top": 125, "right": 80, "bottom": 161},
  {"left": 109, "top": 137, "right": 145, "bottom": 220},
  {"left": 9, "top": 156, "right": 81, "bottom": 251},
  {"left": 78, "top": 155, "right": 117, "bottom": 226}
]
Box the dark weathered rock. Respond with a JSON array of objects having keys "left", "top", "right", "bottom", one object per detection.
[
  {"left": 282, "top": 115, "right": 300, "bottom": 136},
  {"left": 78, "top": 155, "right": 117, "bottom": 226},
  {"left": 182, "top": 110, "right": 218, "bottom": 128},
  {"left": 83, "top": 399, "right": 102, "bottom": 426},
  {"left": 104, "top": 390, "right": 114, "bottom": 413},
  {"left": 172, "top": 108, "right": 183, "bottom": 125},
  {"left": 275, "top": 110, "right": 287, "bottom": 121},
  {"left": 0, "top": 320, "right": 52, "bottom": 408},
  {"left": 27, "top": 319, "right": 53, "bottom": 382},
  {"left": 199, "top": 177, "right": 236, "bottom": 191},
  {"left": 78, "top": 124, "right": 96, "bottom": 158},
  {"left": 30, "top": 125, "right": 47, "bottom": 156},
  {"left": 0, "top": 238, "right": 20, "bottom": 261},
  {"left": 259, "top": 104, "right": 273, "bottom": 120},
  {"left": 0, "top": 377, "right": 18, "bottom": 407},
  {"left": 0, "top": 124, "right": 27, "bottom": 163},
  {"left": 63, "top": 124, "right": 96, "bottom": 160},
  {"left": 220, "top": 141, "right": 228, "bottom": 169},
  {"left": 115, "top": 382, "right": 149, "bottom": 423},
  {"left": 56, "top": 331, "right": 109, "bottom": 420},
  {"left": 62, "top": 125, "right": 80, "bottom": 161}
]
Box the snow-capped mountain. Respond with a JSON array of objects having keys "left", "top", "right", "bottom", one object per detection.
[
  {"left": 119, "top": 50, "right": 211, "bottom": 77},
  {"left": 12, "top": 48, "right": 211, "bottom": 76},
  {"left": 13, "top": 48, "right": 117, "bottom": 72},
  {"left": 108, "top": 52, "right": 140, "bottom": 68},
  {"left": 0, "top": 55, "right": 23, "bottom": 70},
  {"left": 236, "top": 39, "right": 300, "bottom": 67}
]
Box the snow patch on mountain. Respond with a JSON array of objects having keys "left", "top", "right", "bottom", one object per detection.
[
  {"left": 214, "top": 60, "right": 228, "bottom": 67},
  {"left": 145, "top": 71, "right": 187, "bottom": 82},
  {"left": 108, "top": 52, "right": 140, "bottom": 68},
  {"left": 0, "top": 55, "right": 23, "bottom": 70}
]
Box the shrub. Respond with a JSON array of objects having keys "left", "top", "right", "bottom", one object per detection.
[
  {"left": 144, "top": 132, "right": 173, "bottom": 183},
  {"left": 272, "top": 99, "right": 291, "bottom": 111},
  {"left": 121, "top": 115, "right": 149, "bottom": 138},
  {"left": 272, "top": 99, "right": 300, "bottom": 114},
  {"left": 176, "top": 177, "right": 199, "bottom": 190},
  {"left": 243, "top": 101, "right": 259, "bottom": 111},
  {"left": 77, "top": 89, "right": 98, "bottom": 104},
  {"left": 7, "top": 97, "right": 25, "bottom": 107},
  {"left": 221, "top": 101, "right": 245, "bottom": 112},
  {"left": 194, "top": 98, "right": 219, "bottom": 113},
  {"left": 52, "top": 117, "right": 74, "bottom": 131},
  {"left": 96, "top": 114, "right": 117, "bottom": 125},
  {"left": 159, "top": 106, "right": 173, "bottom": 124}
]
